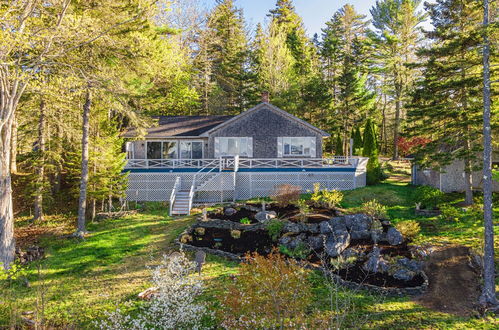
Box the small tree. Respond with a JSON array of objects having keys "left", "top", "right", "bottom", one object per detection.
[
  {"left": 353, "top": 126, "right": 363, "bottom": 155},
  {"left": 362, "top": 119, "right": 382, "bottom": 185},
  {"left": 335, "top": 133, "right": 344, "bottom": 156},
  {"left": 218, "top": 251, "right": 312, "bottom": 329}
]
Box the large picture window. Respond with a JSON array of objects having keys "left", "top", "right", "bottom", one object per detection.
[
  {"left": 281, "top": 137, "right": 315, "bottom": 157},
  {"left": 180, "top": 141, "right": 203, "bottom": 159},
  {"left": 145, "top": 140, "right": 202, "bottom": 159},
  {"left": 215, "top": 137, "right": 252, "bottom": 157}
]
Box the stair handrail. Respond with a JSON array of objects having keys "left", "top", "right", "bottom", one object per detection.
[
  {"left": 187, "top": 183, "right": 195, "bottom": 215},
  {"left": 192, "top": 159, "right": 220, "bottom": 193},
  {"left": 169, "top": 176, "right": 181, "bottom": 216}
]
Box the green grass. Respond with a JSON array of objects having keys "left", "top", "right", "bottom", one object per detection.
[
  {"left": 1, "top": 211, "right": 196, "bottom": 327},
  {"left": 2, "top": 181, "right": 498, "bottom": 328}
]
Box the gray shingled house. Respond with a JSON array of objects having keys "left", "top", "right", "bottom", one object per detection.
[{"left": 124, "top": 101, "right": 368, "bottom": 215}]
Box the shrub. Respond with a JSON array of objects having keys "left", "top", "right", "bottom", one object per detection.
[
  {"left": 311, "top": 183, "right": 343, "bottom": 209},
  {"left": 271, "top": 184, "right": 301, "bottom": 207},
  {"left": 296, "top": 199, "right": 310, "bottom": 222},
  {"left": 362, "top": 119, "right": 383, "bottom": 185},
  {"left": 240, "top": 217, "right": 251, "bottom": 225},
  {"left": 266, "top": 219, "right": 284, "bottom": 241},
  {"left": 217, "top": 251, "right": 312, "bottom": 329},
  {"left": 413, "top": 185, "right": 444, "bottom": 209},
  {"left": 98, "top": 251, "right": 206, "bottom": 329},
  {"left": 279, "top": 243, "right": 310, "bottom": 260},
  {"left": 395, "top": 220, "right": 421, "bottom": 241},
  {"left": 438, "top": 205, "right": 461, "bottom": 222},
  {"left": 360, "top": 199, "right": 387, "bottom": 220}
]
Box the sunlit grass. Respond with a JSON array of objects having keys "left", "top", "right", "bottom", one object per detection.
[{"left": 3, "top": 182, "right": 498, "bottom": 328}]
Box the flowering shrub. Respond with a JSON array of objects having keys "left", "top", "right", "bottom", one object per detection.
[
  {"left": 295, "top": 199, "right": 310, "bottom": 222},
  {"left": 98, "top": 251, "right": 206, "bottom": 329},
  {"left": 217, "top": 251, "right": 312, "bottom": 329},
  {"left": 271, "top": 184, "right": 301, "bottom": 207}
]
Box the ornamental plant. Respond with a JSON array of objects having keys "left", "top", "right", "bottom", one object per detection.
[
  {"left": 362, "top": 119, "right": 383, "bottom": 185},
  {"left": 271, "top": 184, "right": 301, "bottom": 207},
  {"left": 217, "top": 251, "right": 312, "bottom": 329},
  {"left": 98, "top": 251, "right": 206, "bottom": 330},
  {"left": 311, "top": 183, "right": 343, "bottom": 209},
  {"left": 360, "top": 199, "right": 387, "bottom": 220}
]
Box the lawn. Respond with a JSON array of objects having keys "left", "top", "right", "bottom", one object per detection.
[{"left": 1, "top": 182, "right": 498, "bottom": 328}]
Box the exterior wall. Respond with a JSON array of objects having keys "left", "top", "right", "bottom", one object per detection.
[
  {"left": 412, "top": 160, "right": 499, "bottom": 192},
  {"left": 206, "top": 105, "right": 324, "bottom": 159},
  {"left": 125, "top": 168, "right": 363, "bottom": 203}
]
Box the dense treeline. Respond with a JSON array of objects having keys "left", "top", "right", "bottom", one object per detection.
[{"left": 0, "top": 0, "right": 497, "bottom": 301}]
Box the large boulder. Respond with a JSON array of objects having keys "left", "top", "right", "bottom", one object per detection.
[
  {"left": 255, "top": 211, "right": 277, "bottom": 223},
  {"left": 341, "top": 246, "right": 367, "bottom": 259},
  {"left": 363, "top": 247, "right": 389, "bottom": 273},
  {"left": 397, "top": 258, "right": 422, "bottom": 272},
  {"left": 387, "top": 227, "right": 404, "bottom": 245},
  {"left": 319, "top": 217, "right": 347, "bottom": 234},
  {"left": 279, "top": 233, "right": 306, "bottom": 249},
  {"left": 306, "top": 223, "right": 320, "bottom": 234},
  {"left": 224, "top": 207, "right": 237, "bottom": 216},
  {"left": 393, "top": 268, "right": 416, "bottom": 282},
  {"left": 283, "top": 221, "right": 308, "bottom": 234},
  {"left": 324, "top": 231, "right": 350, "bottom": 257},
  {"left": 307, "top": 235, "right": 325, "bottom": 250},
  {"left": 344, "top": 214, "right": 372, "bottom": 240}
]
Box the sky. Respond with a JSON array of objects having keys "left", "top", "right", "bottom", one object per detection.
[{"left": 202, "top": 0, "right": 432, "bottom": 37}]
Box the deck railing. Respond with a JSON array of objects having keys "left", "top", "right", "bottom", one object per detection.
[{"left": 126, "top": 156, "right": 360, "bottom": 170}]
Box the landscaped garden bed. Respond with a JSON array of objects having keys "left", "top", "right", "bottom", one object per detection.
[{"left": 178, "top": 191, "right": 429, "bottom": 296}]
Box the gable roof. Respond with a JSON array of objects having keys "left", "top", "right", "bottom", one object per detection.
[
  {"left": 123, "top": 115, "right": 234, "bottom": 138},
  {"left": 200, "top": 103, "right": 330, "bottom": 137}
]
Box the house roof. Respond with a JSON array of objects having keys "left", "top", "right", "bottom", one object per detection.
[
  {"left": 201, "top": 103, "right": 330, "bottom": 137},
  {"left": 123, "top": 115, "right": 234, "bottom": 138},
  {"left": 124, "top": 103, "right": 330, "bottom": 139}
]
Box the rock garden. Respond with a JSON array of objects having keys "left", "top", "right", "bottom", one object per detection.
[{"left": 178, "top": 184, "right": 428, "bottom": 295}]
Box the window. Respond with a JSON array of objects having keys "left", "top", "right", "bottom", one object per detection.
[
  {"left": 147, "top": 142, "right": 162, "bottom": 159},
  {"left": 146, "top": 140, "right": 202, "bottom": 159},
  {"left": 215, "top": 137, "right": 252, "bottom": 157},
  {"left": 179, "top": 141, "right": 203, "bottom": 159},
  {"left": 162, "top": 141, "right": 177, "bottom": 159},
  {"left": 280, "top": 137, "right": 315, "bottom": 157}
]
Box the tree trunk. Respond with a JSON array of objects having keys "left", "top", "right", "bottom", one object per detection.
[
  {"left": 108, "top": 193, "right": 112, "bottom": 215},
  {"left": 33, "top": 99, "right": 46, "bottom": 222},
  {"left": 10, "top": 114, "right": 17, "bottom": 174},
  {"left": 392, "top": 83, "right": 401, "bottom": 160},
  {"left": 75, "top": 90, "right": 92, "bottom": 238},
  {"left": 0, "top": 114, "right": 15, "bottom": 269},
  {"left": 479, "top": 0, "right": 498, "bottom": 307},
  {"left": 91, "top": 199, "right": 96, "bottom": 222},
  {"left": 463, "top": 156, "right": 474, "bottom": 206}
]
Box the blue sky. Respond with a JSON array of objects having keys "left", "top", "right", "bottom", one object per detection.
[{"left": 202, "top": 0, "right": 432, "bottom": 37}]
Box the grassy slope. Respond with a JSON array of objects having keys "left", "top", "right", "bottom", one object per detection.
[{"left": 2, "top": 181, "right": 498, "bottom": 328}]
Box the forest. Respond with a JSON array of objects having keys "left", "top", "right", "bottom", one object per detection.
[{"left": 0, "top": 0, "right": 498, "bottom": 328}]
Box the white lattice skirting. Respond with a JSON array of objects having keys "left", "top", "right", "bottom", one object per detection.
[{"left": 125, "top": 170, "right": 366, "bottom": 203}]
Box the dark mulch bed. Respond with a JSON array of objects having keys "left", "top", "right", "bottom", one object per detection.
[
  {"left": 211, "top": 209, "right": 259, "bottom": 223},
  {"left": 191, "top": 227, "right": 274, "bottom": 255},
  {"left": 189, "top": 225, "right": 425, "bottom": 289},
  {"left": 212, "top": 203, "right": 336, "bottom": 224},
  {"left": 337, "top": 263, "right": 425, "bottom": 288}
]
